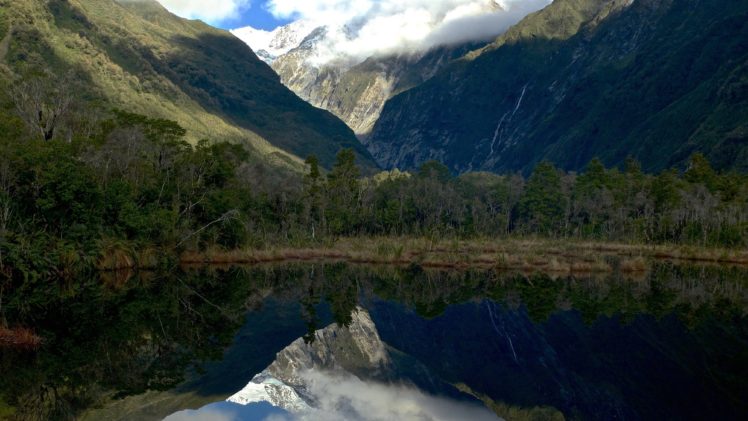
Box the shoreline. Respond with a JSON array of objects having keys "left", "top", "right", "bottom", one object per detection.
[{"left": 177, "top": 237, "right": 748, "bottom": 273}]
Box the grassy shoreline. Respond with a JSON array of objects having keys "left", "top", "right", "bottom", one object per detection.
[{"left": 178, "top": 237, "right": 748, "bottom": 274}]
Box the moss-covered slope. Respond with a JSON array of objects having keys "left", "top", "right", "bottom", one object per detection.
[{"left": 1, "top": 0, "right": 376, "bottom": 169}]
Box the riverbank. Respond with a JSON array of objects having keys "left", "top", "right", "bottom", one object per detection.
[{"left": 179, "top": 237, "right": 748, "bottom": 273}]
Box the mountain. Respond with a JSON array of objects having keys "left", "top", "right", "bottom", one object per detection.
[
  {"left": 231, "top": 20, "right": 320, "bottom": 65},
  {"left": 231, "top": 1, "right": 505, "bottom": 136},
  {"left": 366, "top": 0, "right": 748, "bottom": 173},
  {"left": 274, "top": 41, "right": 485, "bottom": 136},
  {"left": 0, "top": 0, "right": 376, "bottom": 169}
]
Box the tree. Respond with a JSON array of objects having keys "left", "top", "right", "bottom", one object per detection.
[
  {"left": 418, "top": 160, "right": 452, "bottom": 183},
  {"left": 326, "top": 149, "right": 361, "bottom": 235},
  {"left": 10, "top": 72, "right": 75, "bottom": 142},
  {"left": 684, "top": 153, "right": 717, "bottom": 191},
  {"left": 304, "top": 155, "right": 323, "bottom": 238},
  {"left": 517, "top": 161, "right": 567, "bottom": 234}
]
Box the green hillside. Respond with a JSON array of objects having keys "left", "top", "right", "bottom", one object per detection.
[
  {"left": 368, "top": 0, "right": 748, "bottom": 173},
  {"left": 0, "top": 0, "right": 376, "bottom": 169}
]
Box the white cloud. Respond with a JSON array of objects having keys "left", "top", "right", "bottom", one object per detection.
[
  {"left": 179, "top": 371, "right": 501, "bottom": 421},
  {"left": 241, "top": 0, "right": 551, "bottom": 65},
  {"left": 289, "top": 370, "right": 502, "bottom": 421},
  {"left": 154, "top": 0, "right": 251, "bottom": 23}
]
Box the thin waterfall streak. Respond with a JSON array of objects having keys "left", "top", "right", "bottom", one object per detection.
[
  {"left": 486, "top": 301, "right": 519, "bottom": 364},
  {"left": 512, "top": 84, "right": 528, "bottom": 116},
  {"left": 488, "top": 112, "right": 509, "bottom": 157},
  {"left": 487, "top": 83, "right": 528, "bottom": 159}
]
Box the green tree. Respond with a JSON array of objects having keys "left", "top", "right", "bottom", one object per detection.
[
  {"left": 684, "top": 153, "right": 717, "bottom": 190},
  {"left": 304, "top": 155, "right": 324, "bottom": 238},
  {"left": 517, "top": 161, "right": 567, "bottom": 234},
  {"left": 418, "top": 160, "right": 452, "bottom": 183},
  {"left": 326, "top": 149, "right": 361, "bottom": 235}
]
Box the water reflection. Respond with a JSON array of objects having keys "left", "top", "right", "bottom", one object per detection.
[
  {"left": 1, "top": 262, "right": 747, "bottom": 420},
  {"left": 170, "top": 308, "right": 499, "bottom": 421}
]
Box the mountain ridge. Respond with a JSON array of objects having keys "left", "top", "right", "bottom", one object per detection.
[
  {"left": 367, "top": 0, "right": 748, "bottom": 173},
  {"left": 231, "top": 1, "right": 520, "bottom": 136},
  {"left": 1, "top": 0, "right": 377, "bottom": 169}
]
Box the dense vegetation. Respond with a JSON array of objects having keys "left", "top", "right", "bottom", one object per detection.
[
  {"left": 369, "top": 0, "right": 748, "bottom": 173},
  {"left": 1, "top": 72, "right": 747, "bottom": 283},
  {"left": 0, "top": 0, "right": 374, "bottom": 169}
]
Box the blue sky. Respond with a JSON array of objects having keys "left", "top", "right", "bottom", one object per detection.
[
  {"left": 156, "top": 0, "right": 290, "bottom": 31},
  {"left": 217, "top": 2, "right": 290, "bottom": 31}
]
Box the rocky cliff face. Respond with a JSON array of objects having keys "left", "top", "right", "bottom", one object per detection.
[
  {"left": 367, "top": 0, "right": 748, "bottom": 173},
  {"left": 273, "top": 43, "right": 483, "bottom": 136},
  {"left": 231, "top": 4, "right": 499, "bottom": 137}
]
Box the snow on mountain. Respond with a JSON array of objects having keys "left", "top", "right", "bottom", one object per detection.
[{"left": 231, "top": 20, "right": 320, "bottom": 63}]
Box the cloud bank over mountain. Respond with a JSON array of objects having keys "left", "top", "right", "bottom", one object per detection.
[
  {"left": 234, "top": 0, "right": 551, "bottom": 65},
  {"left": 154, "top": 0, "right": 251, "bottom": 23}
]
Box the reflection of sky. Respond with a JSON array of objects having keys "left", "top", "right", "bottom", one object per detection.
[
  {"left": 165, "top": 401, "right": 289, "bottom": 421},
  {"left": 166, "top": 372, "right": 501, "bottom": 421}
]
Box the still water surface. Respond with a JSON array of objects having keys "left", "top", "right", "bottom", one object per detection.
[{"left": 3, "top": 263, "right": 748, "bottom": 420}]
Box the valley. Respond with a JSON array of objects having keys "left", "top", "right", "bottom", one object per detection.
[{"left": 0, "top": 0, "right": 746, "bottom": 420}]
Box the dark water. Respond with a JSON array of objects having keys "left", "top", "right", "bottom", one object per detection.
[{"left": 2, "top": 263, "right": 747, "bottom": 420}]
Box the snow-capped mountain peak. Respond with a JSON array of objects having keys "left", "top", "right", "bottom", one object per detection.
[{"left": 231, "top": 20, "right": 320, "bottom": 64}]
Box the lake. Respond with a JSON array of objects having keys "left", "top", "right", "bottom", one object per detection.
[{"left": 2, "top": 262, "right": 747, "bottom": 420}]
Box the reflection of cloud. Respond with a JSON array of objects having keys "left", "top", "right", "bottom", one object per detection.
[
  {"left": 292, "top": 371, "right": 501, "bottom": 421},
  {"left": 169, "top": 307, "right": 500, "bottom": 421},
  {"left": 172, "top": 371, "right": 501, "bottom": 420}
]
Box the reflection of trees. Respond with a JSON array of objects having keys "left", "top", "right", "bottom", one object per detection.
[
  {"left": 0, "top": 268, "right": 251, "bottom": 420},
  {"left": 2, "top": 262, "right": 746, "bottom": 419}
]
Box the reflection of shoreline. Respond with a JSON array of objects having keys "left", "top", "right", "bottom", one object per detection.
[{"left": 12, "top": 262, "right": 748, "bottom": 421}]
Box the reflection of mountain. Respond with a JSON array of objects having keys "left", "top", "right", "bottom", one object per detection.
[
  {"left": 227, "top": 309, "right": 388, "bottom": 412},
  {"left": 367, "top": 299, "right": 748, "bottom": 420},
  {"left": 227, "top": 308, "right": 500, "bottom": 420},
  {"left": 67, "top": 264, "right": 748, "bottom": 421}
]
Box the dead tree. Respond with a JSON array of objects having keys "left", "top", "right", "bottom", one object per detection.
[{"left": 10, "top": 73, "right": 74, "bottom": 141}]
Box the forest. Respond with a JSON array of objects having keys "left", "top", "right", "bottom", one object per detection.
[{"left": 1, "top": 74, "right": 748, "bottom": 282}]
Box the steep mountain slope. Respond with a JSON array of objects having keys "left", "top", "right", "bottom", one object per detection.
[
  {"left": 273, "top": 41, "right": 484, "bottom": 135},
  {"left": 0, "top": 0, "right": 375, "bottom": 169},
  {"left": 231, "top": 1, "right": 506, "bottom": 136},
  {"left": 368, "top": 0, "right": 748, "bottom": 173}
]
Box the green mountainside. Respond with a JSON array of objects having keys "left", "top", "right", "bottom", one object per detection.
[
  {"left": 0, "top": 0, "right": 376, "bottom": 169},
  {"left": 368, "top": 0, "right": 748, "bottom": 173}
]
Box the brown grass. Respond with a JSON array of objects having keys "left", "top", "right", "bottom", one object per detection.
[
  {"left": 180, "top": 237, "right": 748, "bottom": 274},
  {"left": 0, "top": 326, "right": 42, "bottom": 351}
]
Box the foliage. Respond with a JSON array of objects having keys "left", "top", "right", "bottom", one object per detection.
[
  {"left": 1, "top": 70, "right": 747, "bottom": 282},
  {"left": 368, "top": 0, "right": 748, "bottom": 174},
  {"left": 2, "top": 0, "right": 375, "bottom": 169}
]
